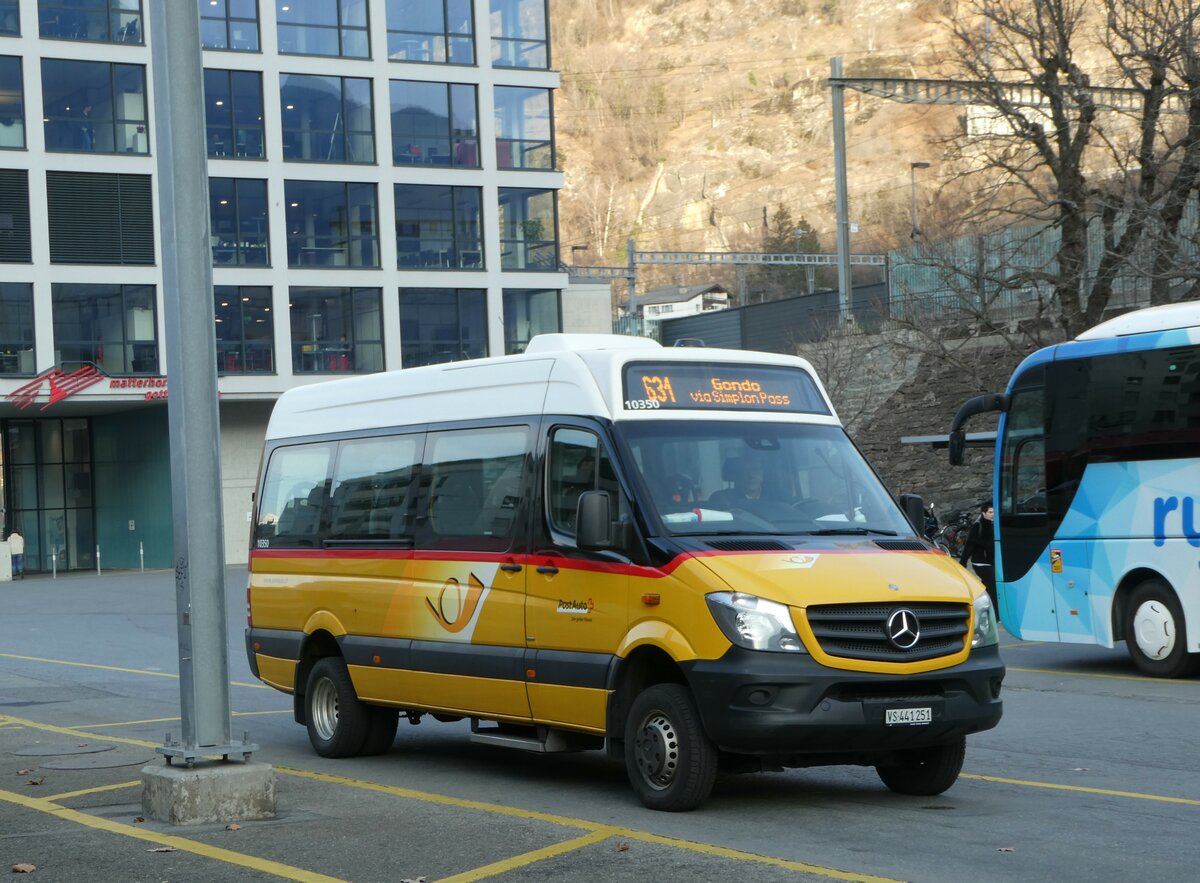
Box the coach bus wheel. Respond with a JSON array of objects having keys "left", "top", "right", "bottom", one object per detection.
[
  {"left": 360, "top": 707, "right": 399, "bottom": 756},
  {"left": 876, "top": 737, "right": 965, "bottom": 796},
  {"left": 1125, "top": 579, "right": 1198, "bottom": 678},
  {"left": 305, "top": 657, "right": 370, "bottom": 757},
  {"left": 624, "top": 684, "right": 717, "bottom": 811}
]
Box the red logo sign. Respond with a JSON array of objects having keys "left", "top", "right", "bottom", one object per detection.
[{"left": 5, "top": 366, "right": 107, "bottom": 410}]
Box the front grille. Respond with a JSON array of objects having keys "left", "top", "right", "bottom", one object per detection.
[
  {"left": 874, "top": 540, "right": 930, "bottom": 551},
  {"left": 805, "top": 602, "right": 969, "bottom": 662}
]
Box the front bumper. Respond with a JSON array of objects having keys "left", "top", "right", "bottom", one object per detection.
[{"left": 682, "top": 645, "right": 1004, "bottom": 756}]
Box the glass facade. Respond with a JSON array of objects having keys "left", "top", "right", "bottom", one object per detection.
[
  {"left": 199, "top": 0, "right": 259, "bottom": 51},
  {"left": 489, "top": 0, "right": 547, "bottom": 69},
  {"left": 390, "top": 80, "right": 477, "bottom": 167},
  {"left": 289, "top": 286, "right": 383, "bottom": 373},
  {"left": 51, "top": 283, "right": 158, "bottom": 374},
  {"left": 494, "top": 85, "right": 552, "bottom": 169},
  {"left": 209, "top": 177, "right": 269, "bottom": 265},
  {"left": 41, "top": 59, "right": 147, "bottom": 154},
  {"left": 215, "top": 285, "right": 273, "bottom": 373},
  {"left": 277, "top": 0, "right": 369, "bottom": 59},
  {"left": 285, "top": 180, "right": 379, "bottom": 267},
  {"left": 498, "top": 187, "right": 557, "bottom": 270},
  {"left": 281, "top": 73, "right": 374, "bottom": 164},
  {"left": 0, "top": 283, "right": 34, "bottom": 375},
  {"left": 399, "top": 287, "right": 486, "bottom": 368},
  {"left": 395, "top": 184, "right": 482, "bottom": 269},
  {"left": 204, "top": 68, "right": 265, "bottom": 159},
  {"left": 39, "top": 0, "right": 141, "bottom": 43},
  {"left": 503, "top": 288, "right": 558, "bottom": 354},
  {"left": 0, "top": 56, "right": 23, "bottom": 149},
  {"left": 0, "top": 0, "right": 16, "bottom": 34},
  {"left": 385, "top": 0, "right": 473, "bottom": 65}
]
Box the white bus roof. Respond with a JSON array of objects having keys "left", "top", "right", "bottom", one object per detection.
[
  {"left": 1076, "top": 302, "right": 1200, "bottom": 340},
  {"left": 265, "top": 335, "right": 840, "bottom": 441}
]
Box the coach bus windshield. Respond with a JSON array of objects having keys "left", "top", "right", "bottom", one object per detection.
[{"left": 617, "top": 420, "right": 914, "bottom": 537}]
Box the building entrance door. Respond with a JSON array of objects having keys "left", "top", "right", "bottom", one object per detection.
[{"left": 1, "top": 418, "right": 94, "bottom": 573}]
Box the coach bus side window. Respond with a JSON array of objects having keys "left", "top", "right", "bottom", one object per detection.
[
  {"left": 421, "top": 426, "right": 530, "bottom": 551},
  {"left": 1001, "top": 386, "right": 1046, "bottom": 517},
  {"left": 257, "top": 443, "right": 335, "bottom": 548},
  {"left": 327, "top": 435, "right": 421, "bottom": 542}
]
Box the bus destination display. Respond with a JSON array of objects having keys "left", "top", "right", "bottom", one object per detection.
[{"left": 622, "top": 362, "right": 829, "bottom": 414}]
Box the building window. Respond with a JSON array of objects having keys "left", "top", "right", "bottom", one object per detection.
[
  {"left": 399, "top": 288, "right": 486, "bottom": 368},
  {"left": 285, "top": 180, "right": 379, "bottom": 268},
  {"left": 281, "top": 74, "right": 374, "bottom": 164},
  {"left": 386, "top": 0, "right": 473, "bottom": 65},
  {"left": 490, "top": 0, "right": 547, "bottom": 69},
  {"left": 215, "top": 285, "right": 273, "bottom": 374},
  {"left": 39, "top": 0, "right": 141, "bottom": 43},
  {"left": 289, "top": 286, "right": 383, "bottom": 373},
  {"left": 204, "top": 69, "right": 265, "bottom": 158},
  {"left": 51, "top": 282, "right": 158, "bottom": 374},
  {"left": 0, "top": 57, "right": 24, "bottom": 149},
  {"left": 390, "top": 80, "right": 478, "bottom": 167},
  {"left": 0, "top": 169, "right": 30, "bottom": 261},
  {"left": 47, "top": 172, "right": 154, "bottom": 264},
  {"left": 41, "top": 59, "right": 147, "bottom": 154},
  {"left": 503, "top": 288, "right": 559, "bottom": 354},
  {"left": 0, "top": 1, "right": 17, "bottom": 34},
  {"left": 0, "top": 283, "right": 34, "bottom": 375},
  {"left": 394, "top": 184, "right": 482, "bottom": 269},
  {"left": 277, "top": 0, "right": 368, "bottom": 59},
  {"left": 209, "top": 178, "right": 268, "bottom": 265},
  {"left": 494, "top": 86, "right": 552, "bottom": 169},
  {"left": 199, "top": 0, "right": 259, "bottom": 51},
  {"left": 498, "top": 187, "right": 557, "bottom": 270}
]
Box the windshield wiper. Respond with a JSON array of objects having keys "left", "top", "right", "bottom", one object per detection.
[{"left": 805, "top": 527, "right": 899, "bottom": 536}]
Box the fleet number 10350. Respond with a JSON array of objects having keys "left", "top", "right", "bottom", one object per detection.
[{"left": 624, "top": 399, "right": 661, "bottom": 410}]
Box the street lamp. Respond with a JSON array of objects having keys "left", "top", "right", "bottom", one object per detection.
[{"left": 910, "top": 161, "right": 930, "bottom": 241}]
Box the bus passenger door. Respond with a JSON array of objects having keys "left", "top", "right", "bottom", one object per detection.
[
  {"left": 1051, "top": 539, "right": 1095, "bottom": 643},
  {"left": 525, "top": 424, "right": 629, "bottom": 732}
]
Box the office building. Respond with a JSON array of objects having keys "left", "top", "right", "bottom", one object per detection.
[{"left": 0, "top": 0, "right": 567, "bottom": 571}]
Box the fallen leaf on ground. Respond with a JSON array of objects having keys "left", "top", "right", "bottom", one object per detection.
[
  {"left": 24, "top": 777, "right": 44, "bottom": 786},
  {"left": 400, "top": 877, "right": 427, "bottom": 883},
  {"left": 225, "top": 823, "right": 241, "bottom": 831},
  {"left": 147, "top": 847, "right": 177, "bottom": 853},
  {"left": 134, "top": 817, "right": 145, "bottom": 823},
  {"left": 997, "top": 847, "right": 1016, "bottom": 853},
  {"left": 12, "top": 863, "right": 37, "bottom": 873},
  {"left": 16, "top": 769, "right": 30, "bottom": 776},
  {"left": 616, "top": 842, "right": 630, "bottom": 852}
]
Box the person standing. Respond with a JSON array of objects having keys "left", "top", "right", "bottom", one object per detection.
[
  {"left": 959, "top": 502, "right": 996, "bottom": 617},
  {"left": 7, "top": 529, "right": 23, "bottom": 578}
]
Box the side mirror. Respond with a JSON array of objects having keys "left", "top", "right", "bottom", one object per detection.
[
  {"left": 897, "top": 493, "right": 925, "bottom": 536},
  {"left": 948, "top": 430, "right": 966, "bottom": 467},
  {"left": 577, "top": 490, "right": 614, "bottom": 550}
]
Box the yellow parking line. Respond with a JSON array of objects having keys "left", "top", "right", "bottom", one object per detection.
[
  {"left": 44, "top": 781, "right": 140, "bottom": 801},
  {"left": 437, "top": 829, "right": 617, "bottom": 883},
  {"left": 0, "top": 652, "right": 267, "bottom": 689},
  {"left": 1008, "top": 666, "right": 1200, "bottom": 685},
  {"left": 962, "top": 773, "right": 1200, "bottom": 805},
  {"left": 87, "top": 710, "right": 290, "bottom": 729},
  {"left": 0, "top": 787, "right": 347, "bottom": 882}
]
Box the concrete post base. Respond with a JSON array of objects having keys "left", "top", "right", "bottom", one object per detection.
[{"left": 141, "top": 761, "right": 276, "bottom": 826}]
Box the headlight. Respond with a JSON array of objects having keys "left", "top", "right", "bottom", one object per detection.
[
  {"left": 706, "top": 592, "right": 806, "bottom": 653},
  {"left": 972, "top": 592, "right": 999, "bottom": 648}
]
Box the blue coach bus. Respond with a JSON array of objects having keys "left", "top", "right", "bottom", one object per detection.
[{"left": 948, "top": 302, "right": 1200, "bottom": 677}]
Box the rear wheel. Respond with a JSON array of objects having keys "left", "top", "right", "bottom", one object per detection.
[
  {"left": 876, "top": 737, "right": 965, "bottom": 796},
  {"left": 624, "top": 684, "right": 717, "bottom": 812},
  {"left": 305, "top": 657, "right": 370, "bottom": 758},
  {"left": 1125, "top": 579, "right": 1198, "bottom": 678},
  {"left": 360, "top": 707, "right": 399, "bottom": 756}
]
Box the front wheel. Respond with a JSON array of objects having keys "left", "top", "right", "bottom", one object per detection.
[
  {"left": 305, "top": 657, "right": 370, "bottom": 758},
  {"left": 1125, "top": 579, "right": 1198, "bottom": 678},
  {"left": 876, "top": 737, "right": 965, "bottom": 796},
  {"left": 624, "top": 684, "right": 717, "bottom": 811}
]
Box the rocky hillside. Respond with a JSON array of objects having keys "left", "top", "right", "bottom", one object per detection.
[{"left": 552, "top": 0, "right": 960, "bottom": 284}]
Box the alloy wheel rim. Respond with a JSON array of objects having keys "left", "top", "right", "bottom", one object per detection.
[{"left": 311, "top": 677, "right": 339, "bottom": 740}]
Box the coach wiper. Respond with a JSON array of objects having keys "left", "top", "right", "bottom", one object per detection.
[{"left": 805, "top": 527, "right": 899, "bottom": 536}]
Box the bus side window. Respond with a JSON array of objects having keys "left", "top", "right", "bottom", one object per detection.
[
  {"left": 547, "top": 428, "right": 618, "bottom": 536},
  {"left": 328, "top": 435, "right": 420, "bottom": 542},
  {"left": 258, "top": 443, "right": 335, "bottom": 548}
]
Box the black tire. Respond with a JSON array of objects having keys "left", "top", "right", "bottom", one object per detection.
[
  {"left": 1124, "top": 579, "right": 1198, "bottom": 678},
  {"left": 876, "top": 737, "right": 965, "bottom": 796},
  {"left": 624, "top": 683, "right": 717, "bottom": 812},
  {"left": 360, "top": 707, "right": 399, "bottom": 756},
  {"left": 305, "top": 657, "right": 370, "bottom": 758}
]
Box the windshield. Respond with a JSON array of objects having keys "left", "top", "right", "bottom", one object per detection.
[{"left": 617, "top": 420, "right": 914, "bottom": 537}]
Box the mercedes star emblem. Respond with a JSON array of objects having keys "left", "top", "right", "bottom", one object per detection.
[{"left": 886, "top": 608, "right": 921, "bottom": 650}]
